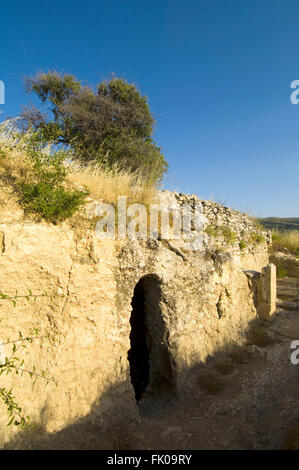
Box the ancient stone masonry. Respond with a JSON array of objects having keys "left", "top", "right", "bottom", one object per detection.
[
  {"left": 0, "top": 191, "right": 275, "bottom": 447},
  {"left": 244, "top": 264, "right": 277, "bottom": 320},
  {"left": 157, "top": 190, "right": 272, "bottom": 253}
]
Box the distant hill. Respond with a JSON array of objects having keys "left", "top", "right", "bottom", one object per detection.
[{"left": 259, "top": 217, "right": 299, "bottom": 231}]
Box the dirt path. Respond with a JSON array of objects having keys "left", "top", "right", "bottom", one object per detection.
[
  {"left": 118, "top": 276, "right": 299, "bottom": 450},
  {"left": 6, "top": 274, "right": 299, "bottom": 450}
]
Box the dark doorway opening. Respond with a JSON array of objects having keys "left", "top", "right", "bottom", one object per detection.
[
  {"left": 128, "top": 275, "right": 175, "bottom": 404},
  {"left": 128, "top": 279, "right": 150, "bottom": 402}
]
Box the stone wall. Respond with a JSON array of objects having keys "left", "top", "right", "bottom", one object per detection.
[{"left": 0, "top": 193, "right": 273, "bottom": 447}]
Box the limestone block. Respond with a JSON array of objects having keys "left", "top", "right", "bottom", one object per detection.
[{"left": 259, "top": 263, "right": 277, "bottom": 319}]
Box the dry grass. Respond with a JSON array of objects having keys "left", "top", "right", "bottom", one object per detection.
[
  {"left": 0, "top": 122, "right": 33, "bottom": 183},
  {"left": 0, "top": 150, "right": 33, "bottom": 183},
  {"left": 67, "top": 162, "right": 156, "bottom": 206},
  {"left": 0, "top": 120, "right": 157, "bottom": 207},
  {"left": 272, "top": 230, "right": 299, "bottom": 256}
]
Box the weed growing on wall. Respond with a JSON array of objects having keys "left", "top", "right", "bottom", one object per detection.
[{"left": 0, "top": 121, "right": 87, "bottom": 223}]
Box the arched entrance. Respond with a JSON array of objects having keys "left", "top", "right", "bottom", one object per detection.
[{"left": 128, "top": 275, "right": 175, "bottom": 403}]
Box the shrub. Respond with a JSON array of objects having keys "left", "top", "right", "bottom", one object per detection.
[
  {"left": 20, "top": 148, "right": 87, "bottom": 222},
  {"left": 0, "top": 120, "right": 156, "bottom": 209},
  {"left": 21, "top": 71, "right": 168, "bottom": 184},
  {"left": 20, "top": 179, "right": 86, "bottom": 222},
  {"left": 239, "top": 240, "right": 246, "bottom": 250},
  {"left": 0, "top": 122, "right": 87, "bottom": 223}
]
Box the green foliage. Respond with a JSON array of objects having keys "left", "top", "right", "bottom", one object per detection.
[
  {"left": 204, "top": 225, "right": 219, "bottom": 237},
  {"left": 22, "top": 71, "right": 168, "bottom": 184},
  {"left": 205, "top": 223, "right": 266, "bottom": 249},
  {"left": 239, "top": 240, "right": 247, "bottom": 250},
  {"left": 16, "top": 130, "right": 87, "bottom": 222},
  {"left": 20, "top": 178, "right": 86, "bottom": 223},
  {"left": 25, "top": 71, "right": 81, "bottom": 108},
  {"left": 221, "top": 227, "right": 237, "bottom": 244},
  {"left": 205, "top": 224, "right": 237, "bottom": 244},
  {"left": 249, "top": 232, "right": 265, "bottom": 245},
  {"left": 277, "top": 265, "right": 288, "bottom": 278}
]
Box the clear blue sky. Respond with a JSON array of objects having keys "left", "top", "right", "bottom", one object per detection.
[{"left": 0, "top": 0, "right": 298, "bottom": 217}]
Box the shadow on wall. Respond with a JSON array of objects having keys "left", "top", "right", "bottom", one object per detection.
[{"left": 3, "top": 310, "right": 298, "bottom": 450}]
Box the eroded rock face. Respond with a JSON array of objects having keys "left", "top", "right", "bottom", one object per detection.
[{"left": 0, "top": 195, "right": 271, "bottom": 447}]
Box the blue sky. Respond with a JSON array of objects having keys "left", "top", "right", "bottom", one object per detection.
[{"left": 0, "top": 0, "right": 298, "bottom": 217}]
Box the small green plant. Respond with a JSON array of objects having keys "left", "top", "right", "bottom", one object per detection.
[
  {"left": 221, "top": 227, "right": 237, "bottom": 244},
  {"left": 204, "top": 225, "right": 219, "bottom": 237},
  {"left": 18, "top": 133, "right": 87, "bottom": 222},
  {"left": 277, "top": 265, "right": 288, "bottom": 278},
  {"left": 250, "top": 232, "right": 265, "bottom": 245},
  {"left": 205, "top": 224, "right": 237, "bottom": 244},
  {"left": 20, "top": 177, "right": 87, "bottom": 223},
  {"left": 239, "top": 240, "right": 247, "bottom": 250},
  {"left": 0, "top": 124, "right": 88, "bottom": 223}
]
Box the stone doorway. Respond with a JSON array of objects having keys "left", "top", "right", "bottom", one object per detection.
[{"left": 128, "top": 275, "right": 175, "bottom": 403}]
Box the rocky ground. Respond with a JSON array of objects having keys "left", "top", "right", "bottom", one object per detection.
[
  {"left": 5, "top": 255, "right": 299, "bottom": 450},
  {"left": 37, "top": 269, "right": 299, "bottom": 450},
  {"left": 113, "top": 266, "right": 299, "bottom": 450}
]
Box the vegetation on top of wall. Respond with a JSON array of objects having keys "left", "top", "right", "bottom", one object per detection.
[
  {"left": 249, "top": 232, "right": 265, "bottom": 245},
  {"left": 21, "top": 71, "right": 168, "bottom": 185},
  {"left": 0, "top": 120, "right": 158, "bottom": 222},
  {"left": 0, "top": 121, "right": 87, "bottom": 223},
  {"left": 204, "top": 222, "right": 267, "bottom": 250},
  {"left": 271, "top": 229, "right": 299, "bottom": 257},
  {"left": 19, "top": 152, "right": 87, "bottom": 223},
  {"left": 239, "top": 240, "right": 247, "bottom": 250},
  {"left": 205, "top": 224, "right": 237, "bottom": 243},
  {"left": 67, "top": 161, "right": 157, "bottom": 207}
]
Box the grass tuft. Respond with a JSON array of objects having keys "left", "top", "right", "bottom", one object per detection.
[
  {"left": 66, "top": 162, "right": 156, "bottom": 207},
  {"left": 272, "top": 229, "right": 299, "bottom": 256},
  {"left": 0, "top": 120, "right": 157, "bottom": 219}
]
